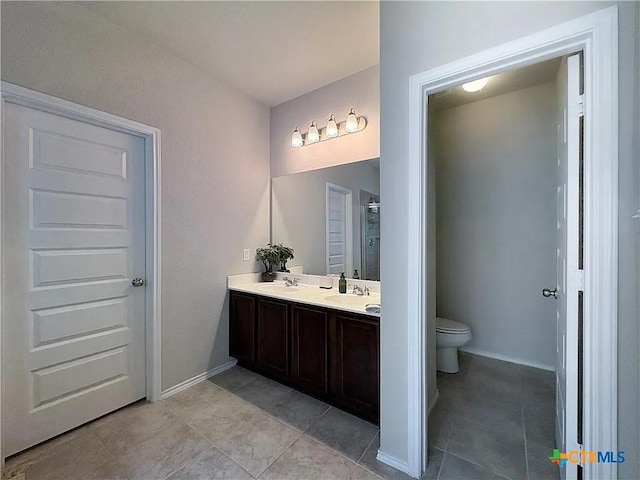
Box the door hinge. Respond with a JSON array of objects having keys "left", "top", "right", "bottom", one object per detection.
[
  {"left": 573, "top": 269, "right": 585, "bottom": 292},
  {"left": 578, "top": 95, "right": 585, "bottom": 116}
]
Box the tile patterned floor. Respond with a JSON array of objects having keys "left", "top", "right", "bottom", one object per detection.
[
  {"left": 430, "top": 353, "right": 560, "bottom": 480},
  {"left": 3, "top": 354, "right": 559, "bottom": 480}
]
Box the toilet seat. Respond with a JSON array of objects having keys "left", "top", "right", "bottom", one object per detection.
[{"left": 436, "top": 317, "right": 470, "bottom": 334}]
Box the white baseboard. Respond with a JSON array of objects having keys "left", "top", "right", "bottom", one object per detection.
[
  {"left": 376, "top": 450, "right": 411, "bottom": 476},
  {"left": 428, "top": 389, "right": 439, "bottom": 415},
  {"left": 460, "top": 347, "right": 554, "bottom": 371},
  {"left": 161, "top": 359, "right": 237, "bottom": 399}
]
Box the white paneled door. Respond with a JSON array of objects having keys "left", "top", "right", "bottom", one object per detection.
[
  {"left": 554, "top": 53, "right": 582, "bottom": 480},
  {"left": 326, "top": 183, "right": 352, "bottom": 276},
  {"left": 3, "top": 103, "right": 147, "bottom": 456}
]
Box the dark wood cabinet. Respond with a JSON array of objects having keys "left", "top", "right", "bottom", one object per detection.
[
  {"left": 290, "top": 305, "right": 329, "bottom": 395},
  {"left": 256, "top": 298, "right": 289, "bottom": 379},
  {"left": 228, "top": 290, "right": 379, "bottom": 424},
  {"left": 330, "top": 312, "right": 380, "bottom": 423},
  {"left": 229, "top": 292, "right": 256, "bottom": 367}
]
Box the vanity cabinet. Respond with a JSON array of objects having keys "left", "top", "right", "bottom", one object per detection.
[
  {"left": 330, "top": 312, "right": 380, "bottom": 422},
  {"left": 229, "top": 292, "right": 256, "bottom": 367},
  {"left": 290, "top": 305, "right": 329, "bottom": 396},
  {"left": 228, "top": 290, "right": 379, "bottom": 424},
  {"left": 256, "top": 298, "right": 289, "bottom": 380}
]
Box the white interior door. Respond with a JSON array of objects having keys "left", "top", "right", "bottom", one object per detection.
[
  {"left": 326, "top": 183, "right": 352, "bottom": 276},
  {"left": 554, "top": 53, "right": 583, "bottom": 480},
  {"left": 3, "top": 102, "right": 147, "bottom": 456}
]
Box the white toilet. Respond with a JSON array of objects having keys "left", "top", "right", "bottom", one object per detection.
[{"left": 436, "top": 317, "right": 472, "bottom": 373}]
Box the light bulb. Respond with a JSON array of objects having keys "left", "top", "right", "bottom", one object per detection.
[
  {"left": 462, "top": 78, "right": 489, "bottom": 92},
  {"left": 307, "top": 121, "right": 320, "bottom": 143},
  {"left": 345, "top": 108, "right": 358, "bottom": 133},
  {"left": 326, "top": 115, "right": 338, "bottom": 138},
  {"left": 291, "top": 127, "right": 303, "bottom": 147}
]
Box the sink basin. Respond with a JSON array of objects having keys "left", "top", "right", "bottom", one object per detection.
[
  {"left": 323, "top": 293, "right": 380, "bottom": 308},
  {"left": 255, "top": 283, "right": 307, "bottom": 294}
]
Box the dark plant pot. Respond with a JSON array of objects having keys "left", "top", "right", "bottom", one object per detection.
[{"left": 261, "top": 271, "right": 277, "bottom": 282}]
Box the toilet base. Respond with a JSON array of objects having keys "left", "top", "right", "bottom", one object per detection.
[{"left": 436, "top": 347, "right": 460, "bottom": 373}]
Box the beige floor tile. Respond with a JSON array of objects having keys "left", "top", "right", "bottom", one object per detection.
[
  {"left": 163, "top": 381, "right": 233, "bottom": 424},
  {"left": 166, "top": 447, "right": 252, "bottom": 480},
  {"left": 9, "top": 432, "right": 127, "bottom": 480},
  {"left": 194, "top": 398, "right": 301, "bottom": 477},
  {"left": 259, "top": 436, "right": 357, "bottom": 480},
  {"left": 89, "top": 400, "right": 180, "bottom": 453},
  {"left": 116, "top": 422, "right": 212, "bottom": 479}
]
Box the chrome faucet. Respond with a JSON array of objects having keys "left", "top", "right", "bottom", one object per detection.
[
  {"left": 352, "top": 285, "right": 364, "bottom": 296},
  {"left": 363, "top": 286, "right": 370, "bottom": 296},
  {"left": 283, "top": 277, "right": 298, "bottom": 287}
]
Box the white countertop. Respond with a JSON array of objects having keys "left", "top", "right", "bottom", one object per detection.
[{"left": 228, "top": 280, "right": 381, "bottom": 318}]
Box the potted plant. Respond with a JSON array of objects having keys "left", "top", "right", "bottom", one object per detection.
[
  {"left": 256, "top": 244, "right": 279, "bottom": 282},
  {"left": 273, "top": 243, "right": 295, "bottom": 272}
]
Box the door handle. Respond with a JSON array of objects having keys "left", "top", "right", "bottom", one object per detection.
[
  {"left": 542, "top": 287, "right": 558, "bottom": 298},
  {"left": 132, "top": 278, "right": 145, "bottom": 287}
]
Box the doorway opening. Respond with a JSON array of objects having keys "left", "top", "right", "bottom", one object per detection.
[{"left": 426, "top": 53, "right": 579, "bottom": 480}]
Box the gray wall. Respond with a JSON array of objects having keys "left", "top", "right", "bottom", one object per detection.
[
  {"left": 1, "top": 1, "right": 271, "bottom": 391},
  {"left": 271, "top": 160, "right": 379, "bottom": 276},
  {"left": 380, "top": 2, "right": 639, "bottom": 476},
  {"left": 433, "top": 82, "right": 558, "bottom": 369},
  {"left": 270, "top": 65, "right": 379, "bottom": 177}
]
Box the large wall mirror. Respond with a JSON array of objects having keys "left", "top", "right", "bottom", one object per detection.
[{"left": 271, "top": 159, "right": 380, "bottom": 280}]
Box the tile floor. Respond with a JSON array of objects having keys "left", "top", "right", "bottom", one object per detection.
[
  {"left": 3, "top": 354, "right": 559, "bottom": 480},
  {"left": 429, "top": 353, "right": 560, "bottom": 480}
]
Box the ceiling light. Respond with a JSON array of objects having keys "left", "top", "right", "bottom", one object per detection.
[
  {"left": 345, "top": 108, "right": 359, "bottom": 133},
  {"left": 307, "top": 121, "right": 320, "bottom": 143},
  {"left": 462, "top": 78, "right": 489, "bottom": 93},
  {"left": 291, "top": 127, "right": 303, "bottom": 148},
  {"left": 326, "top": 115, "right": 338, "bottom": 138}
]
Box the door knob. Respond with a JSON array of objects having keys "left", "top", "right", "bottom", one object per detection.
[
  {"left": 542, "top": 287, "right": 558, "bottom": 298},
  {"left": 132, "top": 278, "right": 145, "bottom": 287}
]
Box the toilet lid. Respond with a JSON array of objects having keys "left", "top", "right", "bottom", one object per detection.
[{"left": 436, "top": 317, "right": 470, "bottom": 334}]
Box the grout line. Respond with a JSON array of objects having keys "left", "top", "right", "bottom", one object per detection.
[
  {"left": 445, "top": 452, "right": 512, "bottom": 480},
  {"left": 253, "top": 430, "right": 304, "bottom": 478},
  {"left": 299, "top": 433, "right": 376, "bottom": 476},
  {"left": 355, "top": 429, "right": 379, "bottom": 466}
]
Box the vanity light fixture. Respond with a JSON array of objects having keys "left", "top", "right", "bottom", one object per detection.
[
  {"left": 345, "top": 108, "right": 359, "bottom": 133},
  {"left": 307, "top": 121, "right": 320, "bottom": 143},
  {"left": 290, "top": 108, "right": 367, "bottom": 148},
  {"left": 462, "top": 77, "right": 489, "bottom": 93},
  {"left": 326, "top": 115, "right": 338, "bottom": 138},
  {"left": 291, "top": 127, "right": 304, "bottom": 148}
]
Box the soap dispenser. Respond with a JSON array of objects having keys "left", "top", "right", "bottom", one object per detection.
[
  {"left": 339, "top": 273, "right": 347, "bottom": 293},
  {"left": 353, "top": 269, "right": 359, "bottom": 279}
]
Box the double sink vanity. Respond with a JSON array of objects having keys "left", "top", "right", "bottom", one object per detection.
[
  {"left": 228, "top": 157, "right": 382, "bottom": 424},
  {"left": 228, "top": 274, "right": 381, "bottom": 424}
]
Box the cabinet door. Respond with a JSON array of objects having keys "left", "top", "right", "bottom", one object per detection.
[
  {"left": 229, "top": 292, "right": 256, "bottom": 367},
  {"left": 257, "top": 298, "right": 289, "bottom": 379},
  {"left": 291, "top": 305, "right": 329, "bottom": 395},
  {"left": 331, "top": 312, "right": 379, "bottom": 423}
]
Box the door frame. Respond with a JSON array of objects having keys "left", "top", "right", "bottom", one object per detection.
[
  {"left": 405, "top": 7, "right": 618, "bottom": 479},
  {"left": 0, "top": 82, "right": 162, "bottom": 460},
  {"left": 326, "top": 182, "right": 353, "bottom": 276}
]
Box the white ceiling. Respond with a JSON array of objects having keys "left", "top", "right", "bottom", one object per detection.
[
  {"left": 430, "top": 57, "right": 563, "bottom": 110},
  {"left": 78, "top": 1, "right": 379, "bottom": 107}
]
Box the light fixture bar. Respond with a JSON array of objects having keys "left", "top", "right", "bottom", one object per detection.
[{"left": 291, "top": 109, "right": 367, "bottom": 148}]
